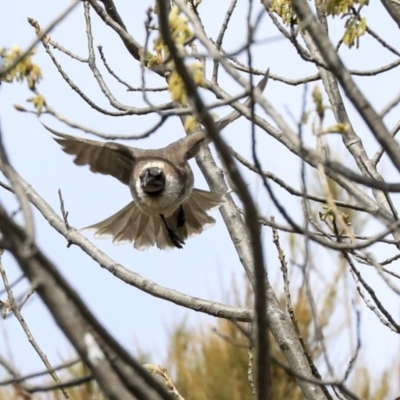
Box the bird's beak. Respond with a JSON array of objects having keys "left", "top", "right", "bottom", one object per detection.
[
  {"left": 141, "top": 170, "right": 152, "bottom": 187},
  {"left": 140, "top": 168, "right": 165, "bottom": 193}
]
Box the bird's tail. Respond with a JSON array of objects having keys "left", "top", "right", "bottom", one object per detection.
[
  {"left": 83, "top": 189, "right": 224, "bottom": 250},
  {"left": 83, "top": 201, "right": 166, "bottom": 251}
]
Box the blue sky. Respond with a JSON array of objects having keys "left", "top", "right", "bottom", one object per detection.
[{"left": 1, "top": 0, "right": 400, "bottom": 387}]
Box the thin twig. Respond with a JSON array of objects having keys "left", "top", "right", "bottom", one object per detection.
[
  {"left": 0, "top": 1, "right": 80, "bottom": 80},
  {"left": 0, "top": 358, "right": 81, "bottom": 387},
  {"left": 0, "top": 256, "right": 71, "bottom": 399}
]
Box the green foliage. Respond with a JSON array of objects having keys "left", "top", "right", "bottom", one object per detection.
[
  {"left": 154, "top": 6, "right": 205, "bottom": 106},
  {"left": 163, "top": 279, "right": 339, "bottom": 400},
  {"left": 161, "top": 273, "right": 397, "bottom": 400},
  {"left": 153, "top": 5, "right": 193, "bottom": 61},
  {"left": 165, "top": 320, "right": 256, "bottom": 400},
  {"left": 303, "top": 85, "right": 332, "bottom": 131},
  {"left": 168, "top": 62, "right": 204, "bottom": 106},
  {"left": 0, "top": 45, "right": 46, "bottom": 115},
  {"left": 343, "top": 16, "right": 367, "bottom": 48},
  {"left": 168, "top": 5, "right": 193, "bottom": 46},
  {"left": 318, "top": 0, "right": 369, "bottom": 48},
  {"left": 270, "top": 0, "right": 369, "bottom": 48},
  {"left": 148, "top": 3, "right": 200, "bottom": 73},
  {"left": 311, "top": 85, "right": 329, "bottom": 122},
  {"left": 27, "top": 94, "right": 46, "bottom": 116},
  {"left": 0, "top": 46, "right": 42, "bottom": 89},
  {"left": 320, "top": 0, "right": 369, "bottom": 16},
  {"left": 270, "top": 0, "right": 296, "bottom": 25}
]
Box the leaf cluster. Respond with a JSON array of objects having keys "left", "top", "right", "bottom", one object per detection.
[
  {"left": 0, "top": 46, "right": 42, "bottom": 89},
  {"left": 270, "top": 0, "right": 369, "bottom": 47}
]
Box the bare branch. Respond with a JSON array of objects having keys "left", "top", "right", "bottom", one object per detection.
[
  {"left": 0, "top": 1, "right": 80, "bottom": 80},
  {"left": 0, "top": 203, "right": 175, "bottom": 400},
  {"left": 0, "top": 257, "right": 71, "bottom": 399},
  {"left": 292, "top": 0, "right": 400, "bottom": 173}
]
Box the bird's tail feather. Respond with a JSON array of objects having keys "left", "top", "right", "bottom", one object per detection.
[
  {"left": 176, "top": 189, "right": 223, "bottom": 238},
  {"left": 82, "top": 189, "right": 224, "bottom": 250},
  {"left": 82, "top": 202, "right": 166, "bottom": 250}
]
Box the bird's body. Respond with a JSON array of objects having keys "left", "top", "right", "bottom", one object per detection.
[
  {"left": 45, "top": 125, "right": 223, "bottom": 250},
  {"left": 130, "top": 156, "right": 194, "bottom": 217}
]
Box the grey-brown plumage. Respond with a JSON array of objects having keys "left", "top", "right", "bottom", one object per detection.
[{"left": 45, "top": 125, "right": 223, "bottom": 250}]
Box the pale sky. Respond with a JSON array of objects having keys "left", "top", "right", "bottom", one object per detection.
[{"left": 1, "top": 0, "right": 399, "bottom": 387}]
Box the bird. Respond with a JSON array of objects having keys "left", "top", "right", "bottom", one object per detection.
[
  {"left": 43, "top": 70, "right": 269, "bottom": 251},
  {"left": 45, "top": 125, "right": 224, "bottom": 250}
]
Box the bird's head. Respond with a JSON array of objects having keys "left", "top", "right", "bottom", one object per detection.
[
  {"left": 131, "top": 159, "right": 194, "bottom": 214},
  {"left": 139, "top": 166, "right": 166, "bottom": 194}
]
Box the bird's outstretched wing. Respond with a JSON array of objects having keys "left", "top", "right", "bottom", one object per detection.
[{"left": 43, "top": 124, "right": 136, "bottom": 185}]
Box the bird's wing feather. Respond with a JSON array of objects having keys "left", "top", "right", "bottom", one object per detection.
[{"left": 43, "top": 124, "right": 135, "bottom": 185}]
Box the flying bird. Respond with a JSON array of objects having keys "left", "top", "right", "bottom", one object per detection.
[
  {"left": 44, "top": 70, "right": 269, "bottom": 250},
  {"left": 46, "top": 126, "right": 223, "bottom": 250}
]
